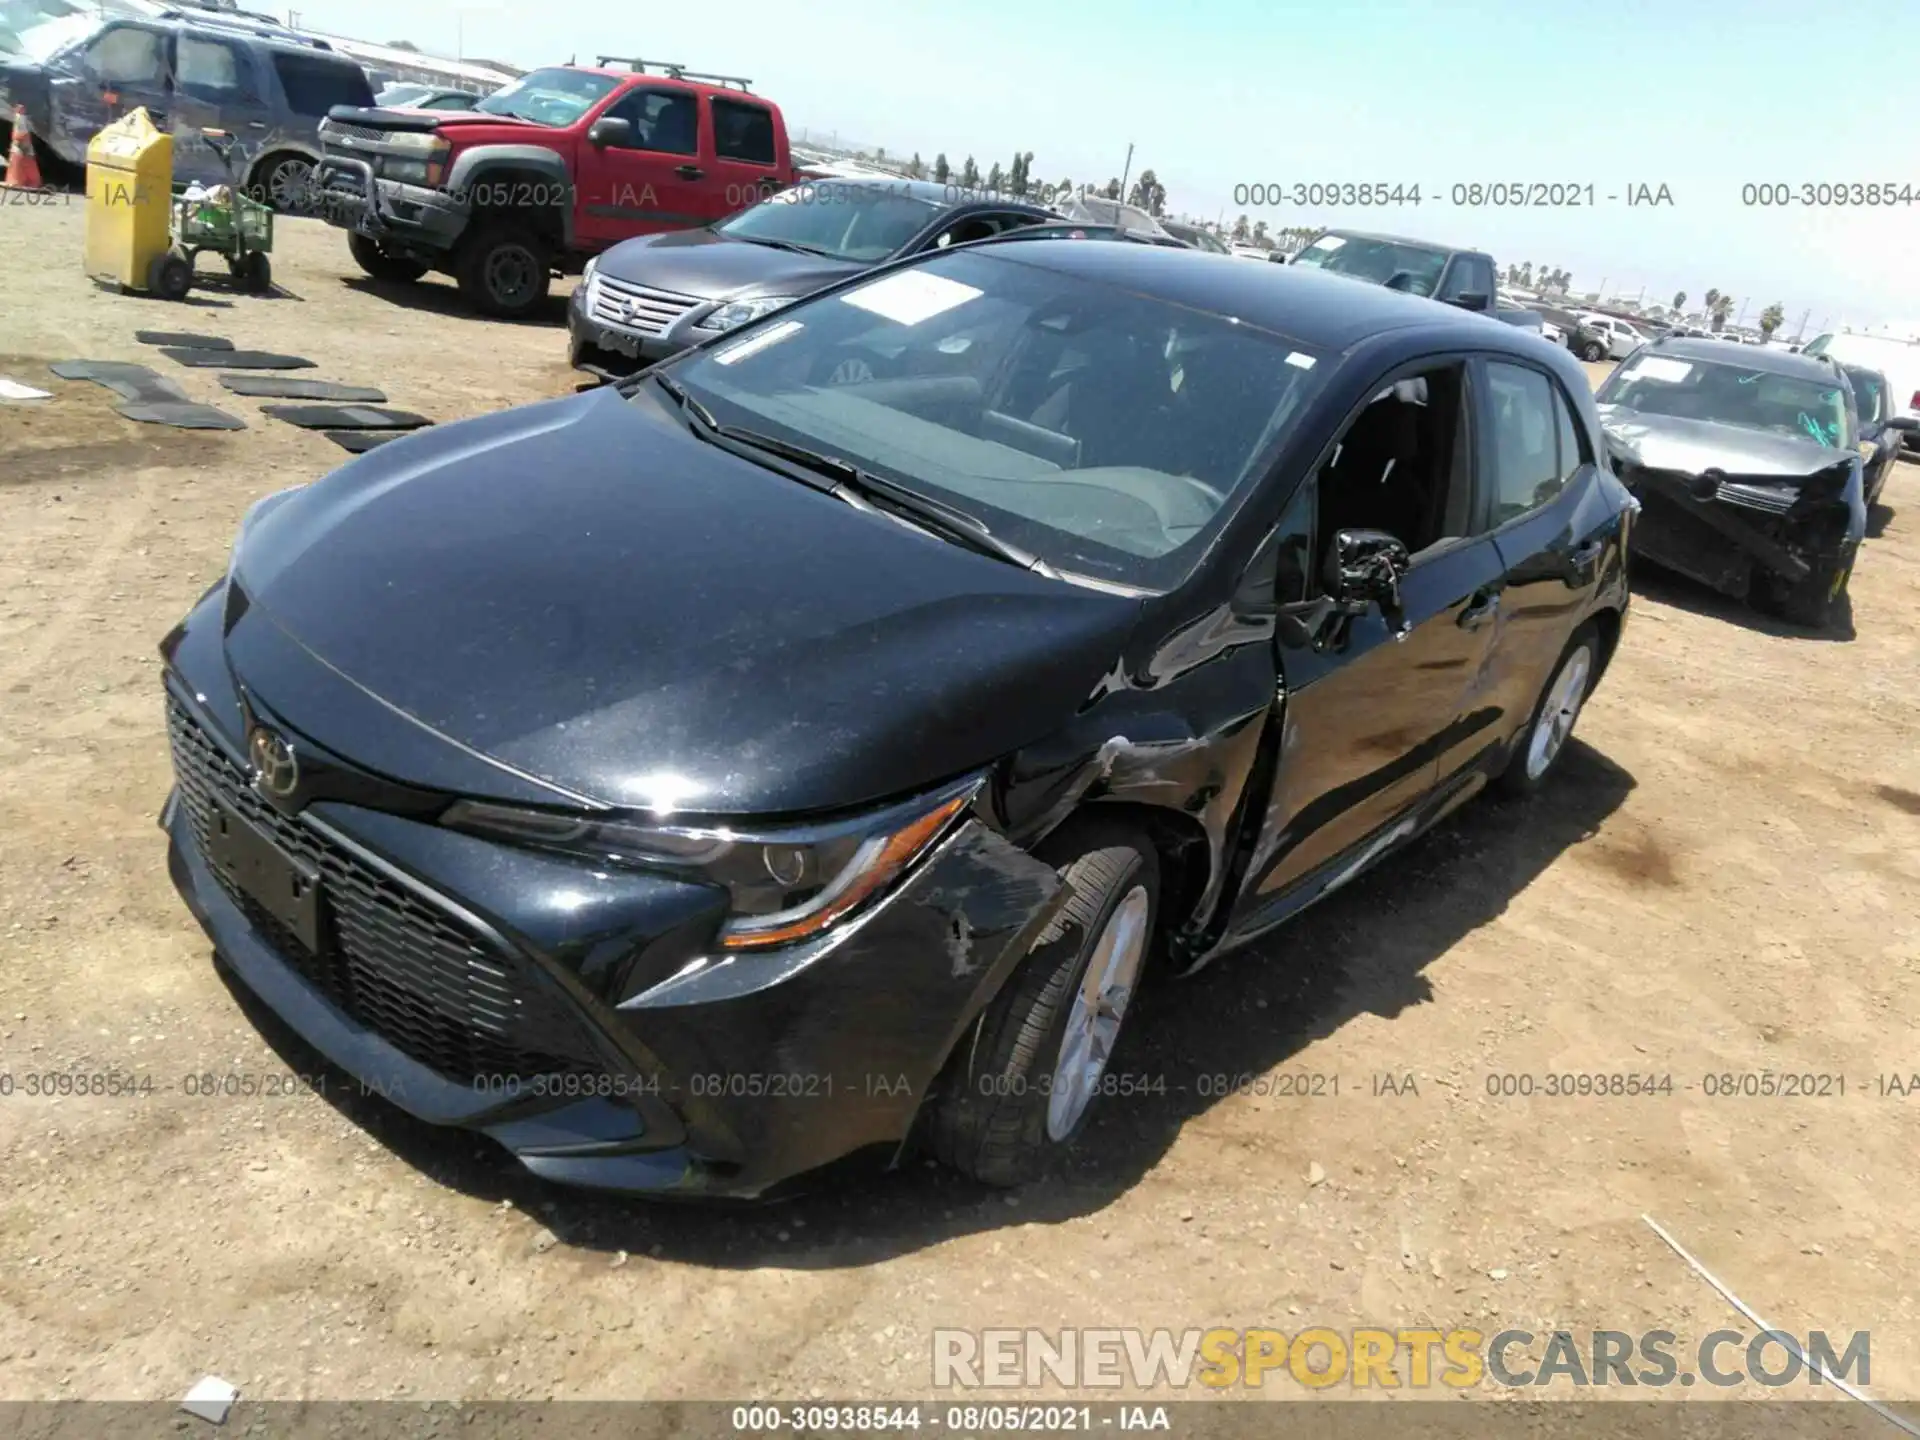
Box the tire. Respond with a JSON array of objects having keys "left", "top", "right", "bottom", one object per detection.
[
  {"left": 1496, "top": 623, "right": 1598, "bottom": 797},
  {"left": 147, "top": 250, "right": 192, "bottom": 302},
  {"left": 927, "top": 817, "right": 1160, "bottom": 1187},
  {"left": 455, "top": 224, "right": 551, "bottom": 319},
  {"left": 251, "top": 152, "right": 316, "bottom": 216},
  {"left": 1755, "top": 550, "right": 1853, "bottom": 629},
  {"left": 228, "top": 250, "right": 272, "bottom": 294},
  {"left": 1580, "top": 340, "right": 1605, "bottom": 362},
  {"left": 348, "top": 231, "right": 428, "bottom": 284}
]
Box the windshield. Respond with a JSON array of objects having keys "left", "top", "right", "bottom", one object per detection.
[
  {"left": 657, "top": 249, "right": 1329, "bottom": 589},
  {"left": 3, "top": 9, "right": 93, "bottom": 59},
  {"left": 716, "top": 183, "right": 939, "bottom": 262},
  {"left": 1289, "top": 234, "right": 1449, "bottom": 296},
  {"left": 1162, "top": 222, "right": 1229, "bottom": 255},
  {"left": 473, "top": 67, "right": 619, "bottom": 126},
  {"left": 1842, "top": 365, "right": 1886, "bottom": 425},
  {"left": 1598, "top": 354, "right": 1855, "bottom": 447}
]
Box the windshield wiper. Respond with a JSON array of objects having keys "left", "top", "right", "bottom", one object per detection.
[
  {"left": 733, "top": 235, "right": 831, "bottom": 257},
  {"left": 654, "top": 379, "right": 1049, "bottom": 573}
]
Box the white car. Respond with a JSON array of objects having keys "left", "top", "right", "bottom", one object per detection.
[
  {"left": 1228, "top": 243, "right": 1270, "bottom": 261},
  {"left": 1572, "top": 313, "right": 1648, "bottom": 361},
  {"left": 1540, "top": 321, "right": 1566, "bottom": 346},
  {"left": 1801, "top": 331, "right": 1920, "bottom": 450}
]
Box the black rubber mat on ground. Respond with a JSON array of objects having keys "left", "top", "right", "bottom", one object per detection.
[
  {"left": 260, "top": 404, "right": 431, "bottom": 430},
  {"left": 323, "top": 429, "right": 408, "bottom": 453},
  {"left": 48, "top": 360, "right": 190, "bottom": 404},
  {"left": 135, "top": 331, "right": 233, "bottom": 351},
  {"left": 218, "top": 375, "right": 388, "bottom": 402},
  {"left": 116, "top": 401, "right": 247, "bottom": 430},
  {"left": 163, "top": 348, "right": 315, "bottom": 370}
]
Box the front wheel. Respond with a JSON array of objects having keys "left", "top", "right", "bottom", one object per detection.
[
  {"left": 348, "top": 231, "right": 428, "bottom": 283},
  {"left": 1580, "top": 340, "right": 1606, "bottom": 362},
  {"left": 927, "top": 818, "right": 1160, "bottom": 1186},
  {"left": 1755, "top": 550, "right": 1853, "bottom": 629},
  {"left": 454, "top": 224, "right": 551, "bottom": 319},
  {"left": 147, "top": 249, "right": 192, "bottom": 302},
  {"left": 252, "top": 152, "right": 316, "bottom": 215},
  {"left": 1497, "top": 624, "right": 1597, "bottom": 797}
]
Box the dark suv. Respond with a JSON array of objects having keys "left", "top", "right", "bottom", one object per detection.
[{"left": 0, "top": 9, "right": 373, "bottom": 206}]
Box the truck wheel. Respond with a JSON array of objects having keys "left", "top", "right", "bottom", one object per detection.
[
  {"left": 1756, "top": 551, "right": 1853, "bottom": 629},
  {"left": 251, "top": 152, "right": 316, "bottom": 215},
  {"left": 148, "top": 250, "right": 192, "bottom": 302},
  {"left": 348, "top": 232, "right": 428, "bottom": 284},
  {"left": 927, "top": 816, "right": 1160, "bottom": 1187},
  {"left": 455, "top": 225, "right": 551, "bottom": 319}
]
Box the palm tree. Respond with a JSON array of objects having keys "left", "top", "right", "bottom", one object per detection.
[
  {"left": 1672, "top": 291, "right": 1687, "bottom": 315},
  {"left": 1759, "top": 302, "right": 1785, "bottom": 338},
  {"left": 959, "top": 156, "right": 980, "bottom": 189},
  {"left": 1703, "top": 288, "right": 1721, "bottom": 317},
  {"left": 986, "top": 162, "right": 1005, "bottom": 194},
  {"left": 1519, "top": 262, "right": 1534, "bottom": 287},
  {"left": 932, "top": 153, "right": 950, "bottom": 184},
  {"left": 1231, "top": 213, "right": 1250, "bottom": 241},
  {"left": 1100, "top": 177, "right": 1122, "bottom": 199},
  {"left": 908, "top": 152, "right": 926, "bottom": 179},
  {"left": 1709, "top": 293, "right": 1733, "bottom": 331},
  {"left": 1252, "top": 219, "right": 1270, "bottom": 245}
]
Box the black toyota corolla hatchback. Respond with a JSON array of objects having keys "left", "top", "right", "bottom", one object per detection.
[{"left": 160, "top": 241, "right": 1634, "bottom": 1199}]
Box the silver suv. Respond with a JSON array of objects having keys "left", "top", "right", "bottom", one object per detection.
[{"left": 0, "top": 7, "right": 373, "bottom": 210}]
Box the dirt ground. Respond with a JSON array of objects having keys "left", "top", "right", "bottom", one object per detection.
[{"left": 4, "top": 201, "right": 1920, "bottom": 1412}]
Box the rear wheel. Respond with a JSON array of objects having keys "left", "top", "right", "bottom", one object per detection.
[
  {"left": 928, "top": 817, "right": 1159, "bottom": 1187},
  {"left": 1580, "top": 339, "right": 1606, "bottom": 362},
  {"left": 1496, "top": 624, "right": 1597, "bottom": 797},
  {"left": 348, "top": 231, "right": 428, "bottom": 284},
  {"left": 147, "top": 249, "right": 192, "bottom": 302},
  {"left": 251, "top": 152, "right": 316, "bottom": 215},
  {"left": 228, "top": 250, "right": 272, "bottom": 294},
  {"left": 455, "top": 224, "right": 551, "bottom": 319}
]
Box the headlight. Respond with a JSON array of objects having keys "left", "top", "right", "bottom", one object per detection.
[
  {"left": 441, "top": 778, "right": 979, "bottom": 950},
  {"left": 582, "top": 254, "right": 600, "bottom": 281},
  {"left": 697, "top": 295, "right": 798, "bottom": 333},
  {"left": 379, "top": 158, "right": 431, "bottom": 184}
]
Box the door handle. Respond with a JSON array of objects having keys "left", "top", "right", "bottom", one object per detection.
[
  {"left": 1569, "top": 540, "right": 1605, "bottom": 567},
  {"left": 1458, "top": 589, "right": 1500, "bottom": 629},
  {"left": 675, "top": 163, "right": 704, "bottom": 180},
  {"left": 247, "top": 120, "right": 267, "bottom": 130}
]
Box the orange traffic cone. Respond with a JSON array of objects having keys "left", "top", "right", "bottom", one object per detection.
[{"left": 5, "top": 106, "right": 43, "bottom": 191}]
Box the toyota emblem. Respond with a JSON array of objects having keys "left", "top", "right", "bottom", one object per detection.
[{"left": 249, "top": 726, "right": 300, "bottom": 799}]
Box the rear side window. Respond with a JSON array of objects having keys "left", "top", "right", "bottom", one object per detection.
[
  {"left": 271, "top": 53, "right": 376, "bottom": 116},
  {"left": 1484, "top": 361, "right": 1562, "bottom": 526},
  {"left": 85, "top": 26, "right": 165, "bottom": 85},
  {"left": 177, "top": 36, "right": 253, "bottom": 101},
  {"left": 712, "top": 97, "right": 775, "bottom": 164}
]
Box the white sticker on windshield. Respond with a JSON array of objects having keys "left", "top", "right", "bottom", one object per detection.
[
  {"left": 1310, "top": 234, "right": 1346, "bottom": 251},
  {"left": 1628, "top": 357, "right": 1693, "bottom": 383},
  {"left": 840, "top": 271, "right": 982, "bottom": 326},
  {"left": 1285, "top": 351, "right": 1316, "bottom": 369},
  {"left": 712, "top": 320, "right": 804, "bottom": 366}
]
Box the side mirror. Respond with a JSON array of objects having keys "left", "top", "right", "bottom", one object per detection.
[
  {"left": 1450, "top": 291, "right": 1492, "bottom": 312},
  {"left": 1886, "top": 416, "right": 1920, "bottom": 432},
  {"left": 587, "top": 116, "right": 633, "bottom": 149},
  {"left": 1322, "top": 528, "right": 1411, "bottom": 613},
  {"left": 1384, "top": 270, "right": 1416, "bottom": 293}
]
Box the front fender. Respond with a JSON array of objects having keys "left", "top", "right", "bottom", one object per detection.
[{"left": 444, "top": 145, "right": 576, "bottom": 248}]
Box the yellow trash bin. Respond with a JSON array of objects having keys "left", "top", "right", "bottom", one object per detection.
[{"left": 85, "top": 108, "right": 175, "bottom": 293}]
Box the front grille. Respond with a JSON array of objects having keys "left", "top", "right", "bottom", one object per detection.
[
  {"left": 1715, "top": 480, "right": 1798, "bottom": 515},
  {"left": 166, "top": 698, "right": 604, "bottom": 1088},
  {"left": 587, "top": 273, "right": 703, "bottom": 337},
  {"left": 324, "top": 121, "right": 394, "bottom": 145}
]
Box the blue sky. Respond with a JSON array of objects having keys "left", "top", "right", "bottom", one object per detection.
[{"left": 296, "top": 0, "right": 1919, "bottom": 331}]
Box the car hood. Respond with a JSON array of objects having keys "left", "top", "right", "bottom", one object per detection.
[
  {"left": 229, "top": 388, "right": 1139, "bottom": 817},
  {"left": 1598, "top": 408, "right": 1857, "bottom": 483},
  {"left": 595, "top": 228, "right": 862, "bottom": 303}
]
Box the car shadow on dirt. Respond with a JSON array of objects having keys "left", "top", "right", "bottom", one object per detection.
[
  {"left": 1866, "top": 501, "right": 1896, "bottom": 539},
  {"left": 218, "top": 734, "right": 1636, "bottom": 1266},
  {"left": 338, "top": 274, "right": 571, "bottom": 327},
  {"left": 1627, "top": 560, "right": 1856, "bottom": 642}
]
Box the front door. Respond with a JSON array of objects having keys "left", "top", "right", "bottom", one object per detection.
[
  {"left": 1227, "top": 360, "right": 1505, "bottom": 933},
  {"left": 575, "top": 85, "right": 713, "bottom": 249}
]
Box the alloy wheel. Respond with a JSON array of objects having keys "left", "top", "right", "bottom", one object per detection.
[
  {"left": 1045, "top": 885, "right": 1150, "bottom": 1141},
  {"left": 1525, "top": 645, "right": 1592, "bottom": 780}
]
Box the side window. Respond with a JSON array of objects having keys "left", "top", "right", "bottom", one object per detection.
[
  {"left": 85, "top": 25, "right": 165, "bottom": 85},
  {"left": 1551, "top": 385, "right": 1588, "bottom": 480},
  {"left": 1484, "top": 361, "right": 1564, "bottom": 526},
  {"left": 1437, "top": 255, "right": 1493, "bottom": 303},
  {"left": 711, "top": 97, "right": 775, "bottom": 164},
  {"left": 1274, "top": 479, "right": 1315, "bottom": 607},
  {"left": 604, "top": 88, "right": 699, "bottom": 155},
  {"left": 177, "top": 36, "right": 252, "bottom": 102},
  {"left": 271, "top": 54, "right": 375, "bottom": 114}
]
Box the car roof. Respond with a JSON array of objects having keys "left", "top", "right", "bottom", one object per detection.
[
  {"left": 1644, "top": 334, "right": 1848, "bottom": 382},
  {"left": 968, "top": 239, "right": 1548, "bottom": 352}
]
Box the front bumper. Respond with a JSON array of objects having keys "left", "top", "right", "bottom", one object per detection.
[
  {"left": 313, "top": 155, "right": 469, "bottom": 258},
  {"left": 565, "top": 279, "right": 710, "bottom": 379},
  {"left": 1617, "top": 463, "right": 1861, "bottom": 598},
  {"left": 159, "top": 602, "right": 1067, "bottom": 1199}
]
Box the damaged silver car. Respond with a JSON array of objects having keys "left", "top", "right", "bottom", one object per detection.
[
  {"left": 1595, "top": 336, "right": 1883, "bottom": 627},
  {"left": 0, "top": 7, "right": 372, "bottom": 208}
]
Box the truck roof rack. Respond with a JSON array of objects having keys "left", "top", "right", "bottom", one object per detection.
[
  {"left": 158, "top": 8, "right": 336, "bottom": 48},
  {"left": 593, "top": 57, "right": 753, "bottom": 91}
]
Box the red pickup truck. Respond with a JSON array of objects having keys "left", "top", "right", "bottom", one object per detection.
[{"left": 312, "top": 59, "right": 799, "bottom": 318}]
